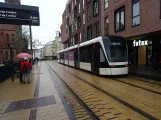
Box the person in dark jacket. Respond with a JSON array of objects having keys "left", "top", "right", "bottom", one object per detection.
[{"left": 19, "top": 60, "right": 23, "bottom": 83}]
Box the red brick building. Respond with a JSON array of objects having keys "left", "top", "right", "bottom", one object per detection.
[
  {"left": 0, "top": 0, "right": 21, "bottom": 63},
  {"left": 61, "top": 0, "right": 161, "bottom": 68}
]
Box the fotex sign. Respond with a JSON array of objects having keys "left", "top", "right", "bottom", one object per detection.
[{"left": 133, "top": 40, "right": 148, "bottom": 47}]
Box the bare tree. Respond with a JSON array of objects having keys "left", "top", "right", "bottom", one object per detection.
[{"left": 12, "top": 26, "right": 42, "bottom": 53}]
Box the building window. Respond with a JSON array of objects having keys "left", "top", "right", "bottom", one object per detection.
[
  {"left": 94, "top": 22, "right": 99, "bottom": 37},
  {"left": 83, "top": 13, "right": 85, "bottom": 24},
  {"left": 87, "top": 0, "right": 91, "bottom": 4},
  {"left": 72, "top": 1, "right": 73, "bottom": 10},
  {"left": 105, "top": 0, "right": 108, "bottom": 9},
  {"left": 80, "top": 32, "right": 82, "bottom": 43},
  {"left": 77, "top": 16, "right": 81, "bottom": 28},
  {"left": 93, "top": 0, "right": 99, "bottom": 16},
  {"left": 132, "top": 0, "right": 140, "bottom": 26},
  {"left": 75, "top": 21, "right": 77, "bottom": 30},
  {"left": 74, "top": 6, "right": 77, "bottom": 18},
  {"left": 12, "top": 34, "right": 15, "bottom": 43},
  {"left": 78, "top": 3, "right": 81, "bottom": 13},
  {"left": 6, "top": 33, "right": 9, "bottom": 42},
  {"left": 75, "top": 0, "right": 76, "bottom": 5},
  {"left": 87, "top": 25, "right": 92, "bottom": 40},
  {"left": 114, "top": 6, "right": 125, "bottom": 32},
  {"left": 83, "top": 0, "right": 85, "bottom": 9},
  {"left": 104, "top": 16, "right": 109, "bottom": 35},
  {"left": 67, "top": 18, "right": 69, "bottom": 26},
  {"left": 69, "top": 4, "right": 71, "bottom": 14}
]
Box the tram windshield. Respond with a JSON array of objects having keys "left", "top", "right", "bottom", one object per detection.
[
  {"left": 103, "top": 36, "right": 127, "bottom": 62},
  {"left": 109, "top": 45, "right": 127, "bottom": 62}
]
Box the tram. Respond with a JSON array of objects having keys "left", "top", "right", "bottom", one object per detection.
[{"left": 57, "top": 35, "right": 128, "bottom": 75}]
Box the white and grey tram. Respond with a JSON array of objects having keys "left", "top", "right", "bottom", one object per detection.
[{"left": 58, "top": 36, "right": 128, "bottom": 75}]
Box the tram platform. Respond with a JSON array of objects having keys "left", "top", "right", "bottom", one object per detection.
[
  {"left": 129, "top": 66, "right": 161, "bottom": 81},
  {"left": 0, "top": 62, "right": 73, "bottom": 120}
]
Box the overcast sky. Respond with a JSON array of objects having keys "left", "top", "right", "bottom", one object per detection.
[{"left": 0, "top": 0, "right": 67, "bottom": 46}]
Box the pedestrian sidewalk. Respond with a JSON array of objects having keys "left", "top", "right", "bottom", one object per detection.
[
  {"left": 0, "top": 62, "right": 71, "bottom": 120},
  {"left": 129, "top": 66, "right": 161, "bottom": 80}
]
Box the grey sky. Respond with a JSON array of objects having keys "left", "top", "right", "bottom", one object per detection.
[{"left": 0, "top": 0, "right": 67, "bottom": 45}]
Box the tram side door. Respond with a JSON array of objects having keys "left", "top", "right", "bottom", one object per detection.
[{"left": 91, "top": 43, "right": 100, "bottom": 74}]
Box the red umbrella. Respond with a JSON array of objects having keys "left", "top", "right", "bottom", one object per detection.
[{"left": 16, "top": 53, "right": 32, "bottom": 58}]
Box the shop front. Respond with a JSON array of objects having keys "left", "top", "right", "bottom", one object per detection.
[{"left": 127, "top": 36, "right": 161, "bottom": 69}]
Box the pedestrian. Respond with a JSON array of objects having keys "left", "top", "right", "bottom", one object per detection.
[
  {"left": 19, "top": 60, "right": 23, "bottom": 83},
  {"left": 152, "top": 52, "right": 157, "bottom": 70},
  {"left": 20, "top": 57, "right": 30, "bottom": 84},
  {"left": 28, "top": 60, "right": 32, "bottom": 75}
]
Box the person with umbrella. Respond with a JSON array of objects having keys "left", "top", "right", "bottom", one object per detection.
[
  {"left": 20, "top": 57, "right": 30, "bottom": 84},
  {"left": 17, "top": 53, "right": 32, "bottom": 84}
]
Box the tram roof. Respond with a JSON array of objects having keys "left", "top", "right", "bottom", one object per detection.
[
  {"left": 79, "top": 36, "right": 102, "bottom": 47},
  {"left": 68, "top": 44, "right": 78, "bottom": 50}
]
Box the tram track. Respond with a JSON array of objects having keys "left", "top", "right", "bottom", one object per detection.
[
  {"left": 47, "top": 63, "right": 99, "bottom": 120},
  {"left": 56, "top": 62, "right": 161, "bottom": 96},
  {"left": 48, "top": 62, "right": 159, "bottom": 120}
]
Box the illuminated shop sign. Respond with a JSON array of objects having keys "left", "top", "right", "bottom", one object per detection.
[{"left": 133, "top": 40, "right": 148, "bottom": 47}]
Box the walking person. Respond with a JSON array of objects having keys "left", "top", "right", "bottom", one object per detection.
[
  {"left": 20, "top": 57, "right": 30, "bottom": 84},
  {"left": 19, "top": 60, "right": 23, "bottom": 83},
  {"left": 28, "top": 60, "right": 32, "bottom": 80}
]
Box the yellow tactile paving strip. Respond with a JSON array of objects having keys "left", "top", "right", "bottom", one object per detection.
[
  {"left": 51, "top": 69, "right": 93, "bottom": 120},
  {"left": 48, "top": 61, "right": 148, "bottom": 120},
  {"left": 36, "top": 62, "right": 70, "bottom": 120},
  {"left": 0, "top": 62, "right": 70, "bottom": 120},
  {"left": 52, "top": 61, "right": 161, "bottom": 119}
]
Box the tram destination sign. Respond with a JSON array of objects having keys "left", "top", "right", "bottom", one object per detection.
[{"left": 0, "top": 2, "right": 40, "bottom": 26}]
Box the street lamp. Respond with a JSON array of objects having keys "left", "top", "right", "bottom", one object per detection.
[{"left": 8, "top": 44, "right": 14, "bottom": 82}]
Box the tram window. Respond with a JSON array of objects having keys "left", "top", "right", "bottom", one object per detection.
[
  {"left": 100, "top": 48, "right": 105, "bottom": 62},
  {"left": 80, "top": 45, "right": 91, "bottom": 62}
]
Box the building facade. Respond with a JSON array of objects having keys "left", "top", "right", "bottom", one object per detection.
[
  {"left": 61, "top": 0, "right": 161, "bottom": 68},
  {"left": 43, "top": 41, "right": 57, "bottom": 60},
  {"left": 0, "top": 0, "right": 21, "bottom": 63}
]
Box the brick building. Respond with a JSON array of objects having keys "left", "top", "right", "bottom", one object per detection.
[
  {"left": 61, "top": 0, "right": 161, "bottom": 68},
  {"left": 0, "top": 0, "right": 21, "bottom": 63}
]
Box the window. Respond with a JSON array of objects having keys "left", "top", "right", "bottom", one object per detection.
[
  {"left": 78, "top": 3, "right": 81, "bottom": 13},
  {"left": 75, "top": 21, "right": 77, "bottom": 30},
  {"left": 12, "top": 34, "right": 15, "bottom": 43},
  {"left": 74, "top": 6, "right": 77, "bottom": 18},
  {"left": 80, "top": 32, "right": 82, "bottom": 43},
  {"left": 69, "top": 4, "right": 71, "bottom": 14},
  {"left": 83, "top": 0, "right": 85, "bottom": 9},
  {"left": 87, "top": 25, "right": 92, "bottom": 40},
  {"left": 83, "top": 13, "right": 85, "bottom": 24},
  {"left": 87, "top": 0, "right": 91, "bottom": 4},
  {"left": 132, "top": 0, "right": 140, "bottom": 26},
  {"left": 77, "top": 16, "right": 81, "bottom": 28},
  {"left": 72, "top": 1, "right": 73, "bottom": 10},
  {"left": 105, "top": 0, "right": 108, "bottom": 9},
  {"left": 6, "top": 33, "right": 9, "bottom": 42},
  {"left": 94, "top": 22, "right": 99, "bottom": 37},
  {"left": 104, "top": 16, "right": 109, "bottom": 35},
  {"left": 67, "top": 18, "right": 69, "bottom": 26},
  {"left": 93, "top": 0, "right": 99, "bottom": 16},
  {"left": 75, "top": 0, "right": 76, "bottom": 5},
  {"left": 114, "top": 6, "right": 125, "bottom": 32}
]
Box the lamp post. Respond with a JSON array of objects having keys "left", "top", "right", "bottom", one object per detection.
[{"left": 8, "top": 44, "right": 14, "bottom": 82}]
